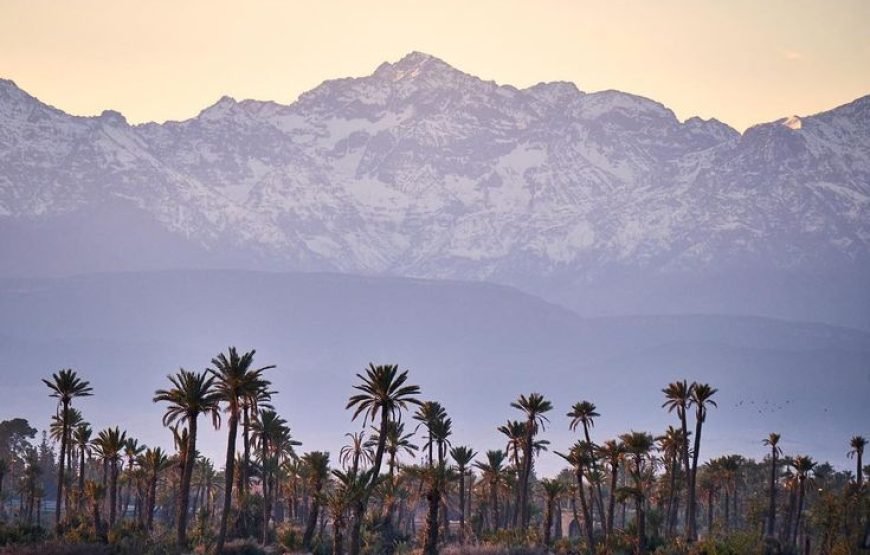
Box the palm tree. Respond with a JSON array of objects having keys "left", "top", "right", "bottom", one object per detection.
[
  {"left": 301, "top": 451, "right": 330, "bottom": 550},
  {"left": 84, "top": 480, "right": 106, "bottom": 538},
  {"left": 121, "top": 437, "right": 145, "bottom": 520},
  {"left": 209, "top": 347, "right": 274, "bottom": 555},
  {"left": 153, "top": 368, "right": 221, "bottom": 547},
  {"left": 340, "top": 432, "right": 372, "bottom": 475},
  {"left": 346, "top": 363, "right": 421, "bottom": 555},
  {"left": 763, "top": 433, "right": 782, "bottom": 537},
  {"left": 141, "top": 447, "right": 170, "bottom": 531},
  {"left": 848, "top": 436, "right": 867, "bottom": 488},
  {"left": 498, "top": 418, "right": 525, "bottom": 526},
  {"left": 657, "top": 426, "right": 685, "bottom": 538},
  {"left": 450, "top": 445, "right": 476, "bottom": 543},
  {"left": 72, "top": 423, "right": 92, "bottom": 513},
  {"left": 541, "top": 478, "right": 566, "bottom": 546},
  {"left": 662, "top": 380, "right": 692, "bottom": 539},
  {"left": 329, "top": 468, "right": 372, "bottom": 555},
  {"left": 367, "top": 420, "right": 417, "bottom": 478},
  {"left": 94, "top": 426, "right": 127, "bottom": 527},
  {"left": 620, "top": 431, "right": 654, "bottom": 555},
  {"left": 556, "top": 442, "right": 594, "bottom": 550},
  {"left": 688, "top": 382, "right": 717, "bottom": 541},
  {"left": 251, "top": 408, "right": 295, "bottom": 544},
  {"left": 42, "top": 368, "right": 93, "bottom": 529},
  {"left": 789, "top": 455, "right": 816, "bottom": 548},
  {"left": 596, "top": 439, "right": 624, "bottom": 538},
  {"left": 474, "top": 450, "right": 508, "bottom": 531},
  {"left": 511, "top": 392, "right": 553, "bottom": 527},
  {"left": 567, "top": 401, "right": 607, "bottom": 538},
  {"left": 414, "top": 401, "right": 447, "bottom": 467}
]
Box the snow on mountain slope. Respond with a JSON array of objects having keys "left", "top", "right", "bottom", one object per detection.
[{"left": 1, "top": 54, "right": 868, "bottom": 327}]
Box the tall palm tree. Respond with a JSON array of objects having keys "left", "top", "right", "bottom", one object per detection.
[
  {"left": 511, "top": 392, "right": 553, "bottom": 528},
  {"left": 42, "top": 368, "right": 93, "bottom": 529},
  {"left": 94, "top": 426, "right": 127, "bottom": 527},
  {"left": 498, "top": 418, "right": 526, "bottom": 526},
  {"left": 241, "top": 382, "right": 275, "bottom": 499},
  {"left": 153, "top": 368, "right": 221, "bottom": 547},
  {"left": 121, "top": 437, "right": 145, "bottom": 520},
  {"left": 346, "top": 363, "right": 421, "bottom": 555},
  {"left": 620, "top": 431, "right": 654, "bottom": 555},
  {"left": 789, "top": 455, "right": 816, "bottom": 548},
  {"left": 141, "top": 446, "right": 170, "bottom": 531},
  {"left": 251, "top": 408, "right": 295, "bottom": 543},
  {"left": 366, "top": 420, "right": 417, "bottom": 478},
  {"left": 567, "top": 400, "right": 606, "bottom": 538},
  {"left": 556, "top": 442, "right": 594, "bottom": 550},
  {"left": 657, "top": 426, "right": 685, "bottom": 538},
  {"left": 541, "top": 478, "right": 567, "bottom": 546},
  {"left": 329, "top": 468, "right": 372, "bottom": 555},
  {"left": 340, "top": 432, "right": 372, "bottom": 475},
  {"left": 596, "top": 439, "right": 624, "bottom": 538},
  {"left": 474, "top": 450, "right": 508, "bottom": 531},
  {"left": 662, "top": 380, "right": 692, "bottom": 540},
  {"left": 848, "top": 435, "right": 867, "bottom": 488},
  {"left": 688, "top": 382, "right": 717, "bottom": 541},
  {"left": 414, "top": 401, "right": 447, "bottom": 467},
  {"left": 450, "top": 445, "right": 476, "bottom": 543},
  {"left": 72, "top": 423, "right": 92, "bottom": 513},
  {"left": 301, "top": 451, "right": 330, "bottom": 550},
  {"left": 209, "top": 347, "right": 275, "bottom": 555},
  {"left": 763, "top": 433, "right": 782, "bottom": 537}
]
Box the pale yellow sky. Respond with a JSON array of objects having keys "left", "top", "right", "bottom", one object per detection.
[{"left": 1, "top": 0, "right": 868, "bottom": 131}]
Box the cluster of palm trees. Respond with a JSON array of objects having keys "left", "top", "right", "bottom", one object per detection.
[{"left": 26, "top": 354, "right": 870, "bottom": 555}]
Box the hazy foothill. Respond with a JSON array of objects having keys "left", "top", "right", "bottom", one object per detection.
[{"left": 1, "top": 8, "right": 869, "bottom": 554}]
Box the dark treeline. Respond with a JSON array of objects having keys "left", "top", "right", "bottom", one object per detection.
[{"left": 0, "top": 349, "right": 867, "bottom": 555}]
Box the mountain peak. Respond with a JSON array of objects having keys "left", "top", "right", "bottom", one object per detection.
[{"left": 374, "top": 51, "right": 456, "bottom": 82}]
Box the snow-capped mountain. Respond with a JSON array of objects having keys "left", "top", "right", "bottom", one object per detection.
[{"left": 1, "top": 52, "right": 868, "bottom": 327}]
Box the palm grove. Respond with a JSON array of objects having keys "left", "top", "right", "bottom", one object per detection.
[{"left": 0, "top": 349, "right": 866, "bottom": 554}]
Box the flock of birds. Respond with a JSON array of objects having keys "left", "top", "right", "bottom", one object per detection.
[{"left": 729, "top": 398, "right": 824, "bottom": 416}]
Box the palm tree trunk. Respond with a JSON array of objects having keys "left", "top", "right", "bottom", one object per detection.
[
  {"left": 583, "top": 426, "right": 607, "bottom": 540},
  {"left": 458, "top": 470, "right": 466, "bottom": 543},
  {"left": 78, "top": 447, "right": 86, "bottom": 513},
  {"left": 215, "top": 411, "right": 239, "bottom": 555},
  {"left": 519, "top": 438, "right": 533, "bottom": 527},
  {"left": 577, "top": 468, "right": 594, "bottom": 551},
  {"left": 177, "top": 415, "right": 198, "bottom": 547},
  {"left": 303, "top": 480, "right": 321, "bottom": 549},
  {"left": 666, "top": 456, "right": 677, "bottom": 537},
  {"left": 792, "top": 480, "right": 806, "bottom": 548},
  {"left": 423, "top": 485, "right": 440, "bottom": 555},
  {"left": 55, "top": 400, "right": 69, "bottom": 530},
  {"left": 490, "top": 481, "right": 499, "bottom": 531},
  {"left": 147, "top": 472, "right": 157, "bottom": 531},
  {"left": 544, "top": 495, "right": 554, "bottom": 546},
  {"left": 688, "top": 416, "right": 704, "bottom": 541},
  {"left": 333, "top": 513, "right": 345, "bottom": 555},
  {"left": 679, "top": 409, "right": 691, "bottom": 539},
  {"left": 349, "top": 499, "right": 365, "bottom": 555},
  {"left": 636, "top": 495, "right": 647, "bottom": 555},
  {"left": 767, "top": 451, "right": 777, "bottom": 537},
  {"left": 109, "top": 460, "right": 119, "bottom": 526},
  {"left": 607, "top": 465, "right": 617, "bottom": 537}
]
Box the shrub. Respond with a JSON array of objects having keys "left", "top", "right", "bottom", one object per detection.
[{"left": 222, "top": 538, "right": 269, "bottom": 555}]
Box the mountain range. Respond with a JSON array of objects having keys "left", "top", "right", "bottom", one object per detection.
[{"left": 1, "top": 52, "right": 869, "bottom": 328}]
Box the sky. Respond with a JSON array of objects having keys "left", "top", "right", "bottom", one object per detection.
[{"left": 1, "top": 0, "right": 869, "bottom": 131}]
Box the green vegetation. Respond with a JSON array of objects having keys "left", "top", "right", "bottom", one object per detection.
[{"left": 0, "top": 351, "right": 865, "bottom": 554}]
